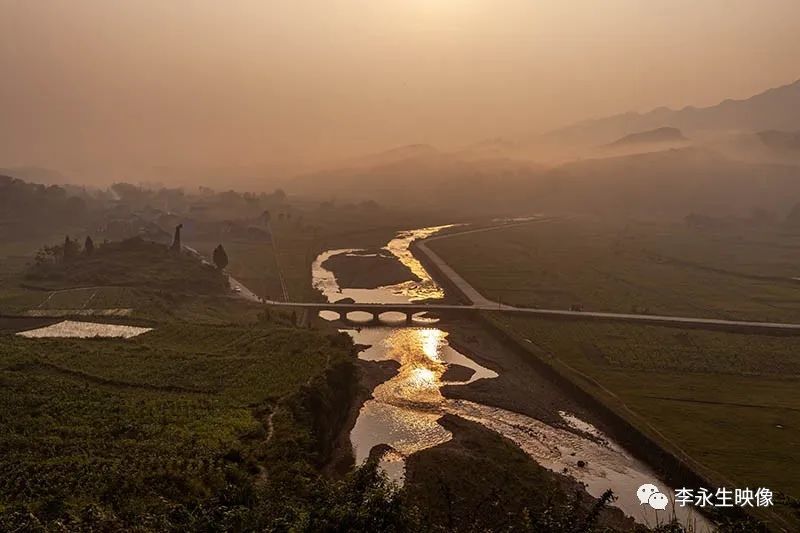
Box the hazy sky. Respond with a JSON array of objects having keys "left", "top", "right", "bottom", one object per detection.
[{"left": 1, "top": 1, "right": 799, "bottom": 182}]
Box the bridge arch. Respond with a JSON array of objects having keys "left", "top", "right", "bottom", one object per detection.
[
  {"left": 378, "top": 310, "right": 414, "bottom": 324},
  {"left": 344, "top": 310, "right": 375, "bottom": 324}
]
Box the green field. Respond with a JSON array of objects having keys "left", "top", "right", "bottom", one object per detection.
[
  {"left": 189, "top": 204, "right": 452, "bottom": 302},
  {"left": 428, "top": 219, "right": 800, "bottom": 524},
  {"left": 0, "top": 227, "right": 427, "bottom": 530},
  {"left": 0, "top": 321, "right": 361, "bottom": 529},
  {"left": 4, "top": 209, "right": 784, "bottom": 529},
  {"left": 493, "top": 317, "right": 800, "bottom": 499},
  {"left": 429, "top": 217, "right": 800, "bottom": 322}
]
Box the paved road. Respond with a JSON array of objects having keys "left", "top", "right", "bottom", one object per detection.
[{"left": 250, "top": 220, "right": 800, "bottom": 332}]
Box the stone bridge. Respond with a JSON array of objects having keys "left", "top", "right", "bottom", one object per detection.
[{"left": 272, "top": 301, "right": 477, "bottom": 325}]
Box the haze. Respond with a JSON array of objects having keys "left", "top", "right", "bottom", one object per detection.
[{"left": 1, "top": 0, "right": 799, "bottom": 185}]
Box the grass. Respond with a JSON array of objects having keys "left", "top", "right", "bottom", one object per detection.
[
  {"left": 0, "top": 321, "right": 354, "bottom": 524},
  {"left": 429, "top": 218, "right": 800, "bottom": 526},
  {"left": 0, "top": 235, "right": 271, "bottom": 323},
  {"left": 405, "top": 414, "right": 636, "bottom": 532},
  {"left": 492, "top": 315, "right": 800, "bottom": 525},
  {"left": 26, "top": 238, "right": 228, "bottom": 295},
  {"left": 429, "top": 217, "right": 800, "bottom": 322},
  {"left": 189, "top": 205, "right": 452, "bottom": 302}
]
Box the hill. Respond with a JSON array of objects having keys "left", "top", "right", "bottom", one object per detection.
[
  {"left": 706, "top": 129, "right": 800, "bottom": 166},
  {"left": 25, "top": 237, "right": 229, "bottom": 294},
  {"left": 546, "top": 78, "right": 800, "bottom": 147},
  {"left": 606, "top": 127, "right": 687, "bottom": 147},
  {"left": 756, "top": 129, "right": 800, "bottom": 155},
  {"left": 528, "top": 148, "right": 800, "bottom": 217},
  {"left": 293, "top": 143, "right": 800, "bottom": 218},
  {"left": 291, "top": 144, "right": 545, "bottom": 212}
]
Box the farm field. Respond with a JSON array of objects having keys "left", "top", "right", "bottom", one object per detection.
[
  {"left": 428, "top": 219, "right": 800, "bottom": 525},
  {"left": 0, "top": 236, "right": 264, "bottom": 323},
  {"left": 492, "top": 315, "right": 800, "bottom": 523},
  {"left": 429, "top": 217, "right": 800, "bottom": 322},
  {"left": 189, "top": 205, "right": 451, "bottom": 302},
  {"left": 0, "top": 321, "right": 356, "bottom": 528}
]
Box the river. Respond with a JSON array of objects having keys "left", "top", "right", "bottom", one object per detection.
[{"left": 311, "top": 225, "right": 711, "bottom": 530}]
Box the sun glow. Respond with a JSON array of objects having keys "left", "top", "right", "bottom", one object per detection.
[
  {"left": 418, "top": 328, "right": 444, "bottom": 362},
  {"left": 408, "top": 366, "right": 437, "bottom": 387}
]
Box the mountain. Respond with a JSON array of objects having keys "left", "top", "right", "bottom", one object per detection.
[
  {"left": 291, "top": 143, "right": 545, "bottom": 211},
  {"left": 292, "top": 77, "right": 800, "bottom": 217},
  {"left": 706, "top": 130, "right": 800, "bottom": 165},
  {"left": 525, "top": 148, "right": 800, "bottom": 217},
  {"left": 756, "top": 130, "right": 800, "bottom": 153},
  {"left": 342, "top": 144, "right": 442, "bottom": 169},
  {"left": 606, "top": 127, "right": 687, "bottom": 147},
  {"left": 545, "top": 78, "right": 800, "bottom": 147},
  {"left": 455, "top": 138, "right": 524, "bottom": 160}
]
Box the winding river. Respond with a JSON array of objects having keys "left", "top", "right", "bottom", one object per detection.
[{"left": 311, "top": 225, "right": 710, "bottom": 530}]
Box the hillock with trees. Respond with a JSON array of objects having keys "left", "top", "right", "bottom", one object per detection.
[
  {"left": 26, "top": 236, "right": 228, "bottom": 294},
  {"left": 0, "top": 175, "right": 94, "bottom": 240}
]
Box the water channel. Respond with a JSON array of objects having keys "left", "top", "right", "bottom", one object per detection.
[{"left": 311, "top": 225, "right": 710, "bottom": 529}]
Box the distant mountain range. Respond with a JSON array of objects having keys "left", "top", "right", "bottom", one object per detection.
[
  {"left": 756, "top": 130, "right": 800, "bottom": 153},
  {"left": 606, "top": 127, "right": 687, "bottom": 147},
  {"left": 704, "top": 129, "right": 800, "bottom": 166},
  {"left": 545, "top": 78, "right": 800, "bottom": 147},
  {"left": 289, "top": 77, "right": 800, "bottom": 218}
]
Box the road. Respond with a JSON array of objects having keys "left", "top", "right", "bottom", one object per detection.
[
  {"left": 247, "top": 219, "right": 800, "bottom": 333},
  {"left": 415, "top": 218, "right": 558, "bottom": 308}
]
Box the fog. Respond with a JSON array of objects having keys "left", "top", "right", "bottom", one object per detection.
[{"left": 1, "top": 1, "right": 799, "bottom": 186}]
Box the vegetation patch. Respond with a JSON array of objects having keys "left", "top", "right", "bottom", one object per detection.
[
  {"left": 322, "top": 250, "right": 420, "bottom": 289},
  {"left": 497, "top": 315, "right": 800, "bottom": 526},
  {"left": 404, "top": 414, "right": 635, "bottom": 532},
  {"left": 0, "top": 322, "right": 362, "bottom": 529},
  {"left": 429, "top": 218, "right": 800, "bottom": 322},
  {"left": 26, "top": 237, "right": 228, "bottom": 294}
]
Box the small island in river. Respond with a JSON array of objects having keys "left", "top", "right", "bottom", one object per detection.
[{"left": 322, "top": 249, "right": 420, "bottom": 289}]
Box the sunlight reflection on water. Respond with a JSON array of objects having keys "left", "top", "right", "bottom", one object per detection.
[{"left": 311, "top": 226, "right": 711, "bottom": 530}]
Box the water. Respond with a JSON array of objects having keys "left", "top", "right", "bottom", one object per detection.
[{"left": 312, "top": 225, "right": 711, "bottom": 530}]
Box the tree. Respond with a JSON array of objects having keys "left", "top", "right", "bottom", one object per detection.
[
  {"left": 170, "top": 224, "right": 183, "bottom": 252},
  {"left": 212, "top": 244, "right": 229, "bottom": 270},
  {"left": 84, "top": 236, "right": 95, "bottom": 256},
  {"left": 63, "top": 236, "right": 79, "bottom": 261}
]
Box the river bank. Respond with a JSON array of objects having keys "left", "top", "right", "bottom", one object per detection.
[
  {"left": 404, "top": 414, "right": 637, "bottom": 532},
  {"left": 311, "top": 224, "right": 718, "bottom": 529},
  {"left": 323, "top": 357, "right": 399, "bottom": 477}
]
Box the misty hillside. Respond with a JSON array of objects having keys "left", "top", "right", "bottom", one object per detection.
[
  {"left": 528, "top": 148, "right": 800, "bottom": 217},
  {"left": 707, "top": 130, "right": 800, "bottom": 165},
  {"left": 292, "top": 145, "right": 545, "bottom": 211},
  {"left": 757, "top": 130, "right": 800, "bottom": 153},
  {"left": 291, "top": 142, "right": 800, "bottom": 219},
  {"left": 606, "top": 127, "right": 687, "bottom": 147},
  {"left": 546, "top": 78, "right": 800, "bottom": 147},
  {"left": 343, "top": 144, "right": 442, "bottom": 169},
  {"left": 140, "top": 76, "right": 800, "bottom": 219}
]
